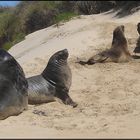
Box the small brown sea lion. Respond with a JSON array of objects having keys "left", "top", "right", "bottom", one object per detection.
[{"left": 77, "top": 25, "right": 131, "bottom": 65}]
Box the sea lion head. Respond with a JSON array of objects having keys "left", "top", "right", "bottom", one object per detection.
[
  {"left": 113, "top": 25, "right": 125, "bottom": 37},
  {"left": 49, "top": 49, "right": 68, "bottom": 65},
  {"left": 120, "top": 25, "right": 124, "bottom": 32},
  {"left": 112, "top": 25, "right": 127, "bottom": 47},
  {"left": 42, "top": 49, "right": 70, "bottom": 87}
]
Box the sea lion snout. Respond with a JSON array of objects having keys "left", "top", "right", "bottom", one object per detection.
[
  {"left": 58, "top": 49, "right": 69, "bottom": 60},
  {"left": 63, "top": 49, "right": 68, "bottom": 53},
  {"left": 62, "top": 49, "right": 68, "bottom": 57},
  {"left": 120, "top": 25, "right": 125, "bottom": 32}
]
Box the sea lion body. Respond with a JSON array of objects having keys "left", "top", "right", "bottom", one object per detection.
[
  {"left": 27, "top": 49, "right": 77, "bottom": 107},
  {"left": 28, "top": 75, "right": 56, "bottom": 104},
  {"left": 78, "top": 25, "right": 131, "bottom": 65},
  {"left": 0, "top": 49, "right": 28, "bottom": 120}
]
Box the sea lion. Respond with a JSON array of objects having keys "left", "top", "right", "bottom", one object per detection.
[
  {"left": 137, "top": 22, "right": 140, "bottom": 35},
  {"left": 27, "top": 49, "right": 77, "bottom": 108},
  {"left": 77, "top": 25, "right": 131, "bottom": 65},
  {"left": 0, "top": 49, "right": 28, "bottom": 120},
  {"left": 133, "top": 22, "right": 140, "bottom": 53},
  {"left": 133, "top": 37, "right": 140, "bottom": 54}
]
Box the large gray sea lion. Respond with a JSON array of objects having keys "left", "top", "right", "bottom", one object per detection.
[
  {"left": 27, "top": 49, "right": 77, "bottom": 108},
  {"left": 0, "top": 49, "right": 28, "bottom": 120},
  {"left": 77, "top": 25, "right": 132, "bottom": 65}
]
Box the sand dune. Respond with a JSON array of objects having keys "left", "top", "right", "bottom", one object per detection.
[{"left": 1, "top": 10, "right": 140, "bottom": 138}]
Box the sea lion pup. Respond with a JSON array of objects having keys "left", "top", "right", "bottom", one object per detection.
[
  {"left": 0, "top": 49, "right": 28, "bottom": 120},
  {"left": 27, "top": 49, "right": 77, "bottom": 108},
  {"left": 78, "top": 25, "right": 131, "bottom": 65},
  {"left": 133, "top": 22, "right": 140, "bottom": 54}
]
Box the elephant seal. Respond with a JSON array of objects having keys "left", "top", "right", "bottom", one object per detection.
[
  {"left": 0, "top": 49, "right": 28, "bottom": 120},
  {"left": 77, "top": 25, "right": 131, "bottom": 65},
  {"left": 133, "top": 22, "right": 140, "bottom": 53},
  {"left": 27, "top": 49, "right": 77, "bottom": 108}
]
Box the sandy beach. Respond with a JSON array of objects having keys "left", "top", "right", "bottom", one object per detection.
[{"left": 1, "top": 10, "right": 140, "bottom": 138}]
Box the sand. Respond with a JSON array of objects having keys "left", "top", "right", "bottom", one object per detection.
[{"left": 1, "top": 10, "right": 140, "bottom": 138}]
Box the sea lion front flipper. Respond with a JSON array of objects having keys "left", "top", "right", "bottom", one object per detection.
[{"left": 56, "top": 87, "right": 78, "bottom": 108}]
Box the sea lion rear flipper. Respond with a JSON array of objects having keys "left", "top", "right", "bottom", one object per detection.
[
  {"left": 76, "top": 50, "right": 109, "bottom": 65},
  {"left": 76, "top": 60, "right": 91, "bottom": 65},
  {"left": 85, "top": 52, "right": 109, "bottom": 65},
  {"left": 75, "top": 57, "right": 91, "bottom": 65},
  {"left": 91, "top": 52, "right": 109, "bottom": 63}
]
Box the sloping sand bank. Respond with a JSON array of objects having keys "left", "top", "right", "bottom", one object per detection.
[{"left": 1, "top": 10, "right": 140, "bottom": 138}]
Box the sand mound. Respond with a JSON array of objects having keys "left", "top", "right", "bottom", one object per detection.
[{"left": 1, "top": 10, "right": 140, "bottom": 138}]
